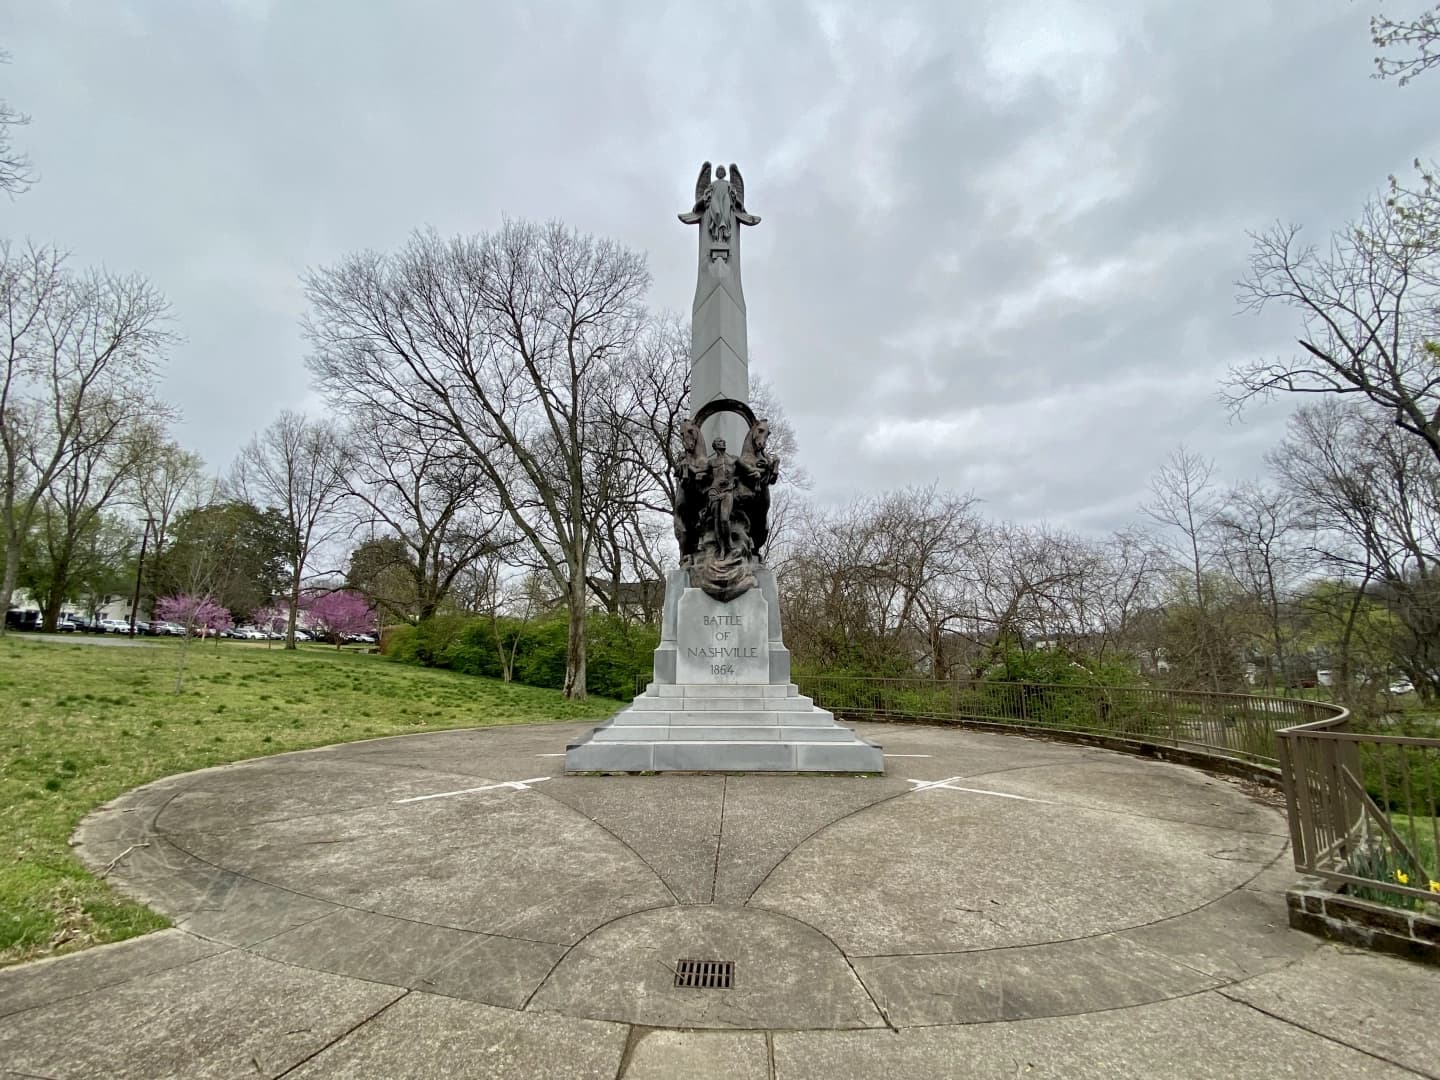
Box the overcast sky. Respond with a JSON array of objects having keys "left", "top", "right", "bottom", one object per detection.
[{"left": 7, "top": 0, "right": 1438, "bottom": 535}]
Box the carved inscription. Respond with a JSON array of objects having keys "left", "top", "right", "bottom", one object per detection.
[
  {"left": 676, "top": 588, "right": 769, "bottom": 684},
  {"left": 686, "top": 612, "right": 760, "bottom": 673}
]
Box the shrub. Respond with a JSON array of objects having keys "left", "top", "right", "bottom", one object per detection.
[
  {"left": 379, "top": 624, "right": 414, "bottom": 657},
  {"left": 387, "top": 611, "right": 659, "bottom": 699}
]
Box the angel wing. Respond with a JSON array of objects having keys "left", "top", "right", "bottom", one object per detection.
[
  {"left": 728, "top": 163, "right": 761, "bottom": 225},
  {"left": 694, "top": 161, "right": 713, "bottom": 204},
  {"left": 729, "top": 163, "right": 745, "bottom": 209}
]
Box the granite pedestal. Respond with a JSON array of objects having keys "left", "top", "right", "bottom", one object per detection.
[{"left": 565, "top": 569, "right": 883, "bottom": 773}]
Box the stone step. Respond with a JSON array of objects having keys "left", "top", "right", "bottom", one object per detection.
[
  {"left": 565, "top": 739, "right": 885, "bottom": 773},
  {"left": 610, "top": 710, "right": 837, "bottom": 727},
  {"left": 591, "top": 724, "right": 861, "bottom": 744},
  {"left": 645, "top": 682, "right": 799, "bottom": 699},
  {"left": 651, "top": 710, "right": 835, "bottom": 727},
  {"left": 630, "top": 696, "right": 815, "bottom": 712}
]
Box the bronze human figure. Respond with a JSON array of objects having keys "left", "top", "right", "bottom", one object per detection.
[
  {"left": 671, "top": 401, "right": 780, "bottom": 600},
  {"left": 699, "top": 437, "right": 743, "bottom": 558}
]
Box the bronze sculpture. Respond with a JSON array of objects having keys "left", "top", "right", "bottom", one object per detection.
[{"left": 673, "top": 400, "right": 779, "bottom": 601}]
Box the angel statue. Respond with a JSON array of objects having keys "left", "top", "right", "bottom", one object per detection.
[{"left": 678, "top": 162, "right": 760, "bottom": 260}]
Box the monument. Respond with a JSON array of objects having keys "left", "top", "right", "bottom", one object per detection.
[{"left": 565, "top": 163, "right": 884, "bottom": 773}]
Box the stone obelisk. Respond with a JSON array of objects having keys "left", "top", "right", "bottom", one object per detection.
[
  {"left": 684, "top": 163, "right": 756, "bottom": 454},
  {"left": 564, "top": 162, "right": 883, "bottom": 774}
]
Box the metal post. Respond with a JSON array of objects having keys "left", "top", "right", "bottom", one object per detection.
[{"left": 127, "top": 517, "right": 154, "bottom": 638}]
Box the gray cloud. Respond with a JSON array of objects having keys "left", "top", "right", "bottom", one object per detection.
[{"left": 8, "top": 0, "right": 1438, "bottom": 536}]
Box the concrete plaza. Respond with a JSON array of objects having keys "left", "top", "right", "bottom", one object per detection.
[{"left": 2, "top": 722, "right": 1437, "bottom": 1078}]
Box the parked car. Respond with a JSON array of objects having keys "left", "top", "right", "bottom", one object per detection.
[
  {"left": 151, "top": 621, "right": 184, "bottom": 636},
  {"left": 1388, "top": 679, "right": 1415, "bottom": 695},
  {"left": 4, "top": 610, "right": 42, "bottom": 631},
  {"left": 54, "top": 616, "right": 80, "bottom": 632},
  {"left": 99, "top": 618, "right": 130, "bottom": 634}
]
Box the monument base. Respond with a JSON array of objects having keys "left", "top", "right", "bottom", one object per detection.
[
  {"left": 565, "top": 567, "right": 883, "bottom": 774},
  {"left": 564, "top": 681, "right": 884, "bottom": 772}
]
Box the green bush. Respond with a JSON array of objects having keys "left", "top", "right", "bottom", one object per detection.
[
  {"left": 382, "top": 613, "right": 470, "bottom": 668},
  {"left": 379, "top": 624, "right": 415, "bottom": 659},
  {"left": 989, "top": 645, "right": 1137, "bottom": 688},
  {"left": 1361, "top": 740, "right": 1440, "bottom": 816},
  {"left": 387, "top": 611, "right": 658, "bottom": 699}
]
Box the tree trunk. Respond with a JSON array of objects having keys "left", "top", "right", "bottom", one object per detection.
[
  {"left": 0, "top": 533, "right": 19, "bottom": 635},
  {"left": 286, "top": 574, "right": 301, "bottom": 651},
  {"left": 563, "top": 568, "right": 587, "bottom": 700},
  {"left": 174, "top": 633, "right": 193, "bottom": 694},
  {"left": 41, "top": 587, "right": 65, "bottom": 633}
]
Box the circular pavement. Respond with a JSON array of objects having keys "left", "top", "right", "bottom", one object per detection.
[{"left": 73, "top": 721, "right": 1317, "bottom": 1032}]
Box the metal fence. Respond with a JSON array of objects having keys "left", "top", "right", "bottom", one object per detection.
[
  {"left": 792, "top": 675, "right": 1338, "bottom": 766},
  {"left": 1277, "top": 711, "right": 1440, "bottom": 904},
  {"left": 633, "top": 670, "right": 1440, "bottom": 902}
]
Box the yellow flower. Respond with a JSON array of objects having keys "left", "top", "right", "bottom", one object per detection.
[
  {"left": 1430, "top": 880, "right": 1440, "bottom": 894},
  {"left": 1395, "top": 869, "right": 1410, "bottom": 885}
]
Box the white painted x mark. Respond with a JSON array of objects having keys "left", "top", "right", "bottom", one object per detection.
[
  {"left": 905, "top": 776, "right": 1051, "bottom": 804},
  {"left": 395, "top": 777, "right": 550, "bottom": 804}
]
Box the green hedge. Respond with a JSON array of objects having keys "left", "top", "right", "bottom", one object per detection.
[{"left": 383, "top": 613, "right": 658, "bottom": 700}]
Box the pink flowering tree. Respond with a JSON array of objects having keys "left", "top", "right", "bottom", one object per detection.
[
  {"left": 251, "top": 603, "right": 288, "bottom": 637},
  {"left": 155, "top": 594, "right": 234, "bottom": 637},
  {"left": 302, "top": 589, "right": 375, "bottom": 648},
  {"left": 155, "top": 593, "right": 235, "bottom": 693}
]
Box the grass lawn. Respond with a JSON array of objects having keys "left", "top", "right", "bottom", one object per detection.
[
  {"left": 1391, "top": 814, "right": 1440, "bottom": 881},
  {"left": 0, "top": 634, "right": 619, "bottom": 967}
]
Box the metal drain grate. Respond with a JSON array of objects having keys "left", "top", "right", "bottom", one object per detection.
[{"left": 674, "top": 959, "right": 734, "bottom": 989}]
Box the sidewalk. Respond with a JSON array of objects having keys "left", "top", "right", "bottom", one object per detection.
[{"left": 2, "top": 722, "right": 1436, "bottom": 1078}]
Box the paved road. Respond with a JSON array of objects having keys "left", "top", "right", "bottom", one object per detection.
[
  {"left": 2, "top": 722, "right": 1437, "bottom": 1078},
  {"left": 7, "top": 631, "right": 156, "bottom": 648}
]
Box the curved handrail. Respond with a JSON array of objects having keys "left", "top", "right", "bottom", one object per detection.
[
  {"left": 791, "top": 675, "right": 1345, "bottom": 768},
  {"left": 1275, "top": 700, "right": 1439, "bottom": 903}
]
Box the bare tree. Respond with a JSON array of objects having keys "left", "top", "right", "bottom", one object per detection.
[
  {"left": 344, "top": 406, "right": 512, "bottom": 621},
  {"left": 304, "top": 223, "right": 650, "bottom": 697},
  {"left": 232, "top": 411, "right": 349, "bottom": 649},
  {"left": 129, "top": 440, "right": 205, "bottom": 613},
  {"left": 581, "top": 315, "right": 688, "bottom": 616},
  {"left": 1270, "top": 401, "right": 1440, "bottom": 693},
  {"left": 0, "top": 50, "right": 34, "bottom": 196},
  {"left": 1085, "top": 527, "right": 1165, "bottom": 665},
  {"left": 1, "top": 241, "right": 171, "bottom": 632},
  {"left": 1142, "top": 447, "right": 1240, "bottom": 690},
  {"left": 773, "top": 487, "right": 983, "bottom": 676},
  {"left": 774, "top": 495, "right": 897, "bottom": 673},
  {"left": 964, "top": 522, "right": 1108, "bottom": 676},
  {"left": 1230, "top": 180, "right": 1440, "bottom": 465},
  {"left": 1144, "top": 447, "right": 1222, "bottom": 601},
  {"left": 866, "top": 486, "right": 980, "bottom": 678},
  {"left": 1212, "top": 482, "right": 1306, "bottom": 692},
  {"left": 28, "top": 419, "right": 163, "bottom": 629},
  {"left": 134, "top": 442, "right": 205, "bottom": 551},
  {"left": 1372, "top": 2, "right": 1440, "bottom": 83}
]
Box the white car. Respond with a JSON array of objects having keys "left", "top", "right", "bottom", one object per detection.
[
  {"left": 99, "top": 618, "right": 131, "bottom": 634},
  {"left": 1389, "top": 679, "right": 1415, "bottom": 695}
]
